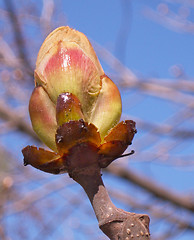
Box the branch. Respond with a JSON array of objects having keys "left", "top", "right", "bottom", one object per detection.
[
  {"left": 0, "top": 100, "right": 39, "bottom": 141},
  {"left": 143, "top": 6, "right": 194, "bottom": 34},
  {"left": 107, "top": 165, "right": 194, "bottom": 212},
  {"left": 3, "top": 0, "right": 33, "bottom": 72},
  {"left": 93, "top": 41, "right": 194, "bottom": 107},
  {"left": 1, "top": 101, "right": 193, "bottom": 213},
  {"left": 0, "top": 36, "right": 19, "bottom": 67},
  {"left": 110, "top": 189, "right": 194, "bottom": 232},
  {"left": 40, "top": 0, "right": 54, "bottom": 35},
  {"left": 70, "top": 164, "right": 150, "bottom": 240},
  {"left": 127, "top": 114, "right": 194, "bottom": 139}
]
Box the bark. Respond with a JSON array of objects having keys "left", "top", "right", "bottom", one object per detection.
[{"left": 69, "top": 164, "right": 150, "bottom": 240}]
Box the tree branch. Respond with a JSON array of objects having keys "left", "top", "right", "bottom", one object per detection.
[
  {"left": 107, "top": 165, "right": 194, "bottom": 212},
  {"left": 1, "top": 101, "right": 193, "bottom": 213},
  {"left": 94, "top": 41, "right": 194, "bottom": 107},
  {"left": 3, "top": 0, "right": 33, "bottom": 72},
  {"left": 70, "top": 164, "right": 150, "bottom": 240},
  {"left": 0, "top": 100, "right": 39, "bottom": 141}
]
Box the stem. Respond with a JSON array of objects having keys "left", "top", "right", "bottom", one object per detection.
[{"left": 69, "top": 164, "right": 150, "bottom": 240}]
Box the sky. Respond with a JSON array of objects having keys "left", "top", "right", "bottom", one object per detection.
[
  {"left": 59, "top": 0, "right": 194, "bottom": 187},
  {"left": 1, "top": 0, "right": 194, "bottom": 239},
  {"left": 60, "top": 0, "right": 194, "bottom": 77},
  {"left": 44, "top": 1, "right": 194, "bottom": 239}
]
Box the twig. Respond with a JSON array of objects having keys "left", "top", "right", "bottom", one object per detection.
[
  {"left": 1, "top": 101, "right": 193, "bottom": 213},
  {"left": 125, "top": 114, "right": 194, "bottom": 139},
  {"left": 93, "top": 41, "right": 194, "bottom": 107},
  {"left": 110, "top": 189, "right": 194, "bottom": 231},
  {"left": 107, "top": 165, "right": 194, "bottom": 212},
  {"left": 143, "top": 6, "right": 194, "bottom": 34},
  {"left": 0, "top": 100, "right": 39, "bottom": 141},
  {"left": 40, "top": 0, "right": 54, "bottom": 35},
  {"left": 0, "top": 36, "right": 19, "bottom": 67},
  {"left": 3, "top": 0, "right": 33, "bottom": 72},
  {"left": 70, "top": 164, "right": 150, "bottom": 239}
]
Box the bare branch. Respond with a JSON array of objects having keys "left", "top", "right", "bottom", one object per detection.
[
  {"left": 106, "top": 165, "right": 194, "bottom": 212},
  {"left": 0, "top": 100, "right": 39, "bottom": 141},
  {"left": 3, "top": 0, "right": 33, "bottom": 72},
  {"left": 110, "top": 189, "right": 194, "bottom": 231},
  {"left": 40, "top": 0, "right": 54, "bottom": 35},
  {"left": 143, "top": 5, "right": 194, "bottom": 34},
  {"left": 94, "top": 41, "right": 194, "bottom": 107}
]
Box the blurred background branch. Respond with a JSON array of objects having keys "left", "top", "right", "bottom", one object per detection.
[{"left": 0, "top": 0, "right": 194, "bottom": 239}]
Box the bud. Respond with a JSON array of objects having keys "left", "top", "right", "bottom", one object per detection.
[
  {"left": 34, "top": 26, "right": 104, "bottom": 121},
  {"left": 22, "top": 26, "right": 136, "bottom": 174},
  {"left": 29, "top": 86, "right": 57, "bottom": 151},
  {"left": 56, "top": 93, "right": 84, "bottom": 126}
]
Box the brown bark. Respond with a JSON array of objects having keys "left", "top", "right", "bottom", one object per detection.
[{"left": 69, "top": 164, "right": 150, "bottom": 240}]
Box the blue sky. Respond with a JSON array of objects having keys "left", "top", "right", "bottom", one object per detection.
[
  {"left": 60, "top": 2, "right": 194, "bottom": 239},
  {"left": 60, "top": 0, "right": 194, "bottom": 78},
  {"left": 1, "top": 0, "right": 194, "bottom": 239}
]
